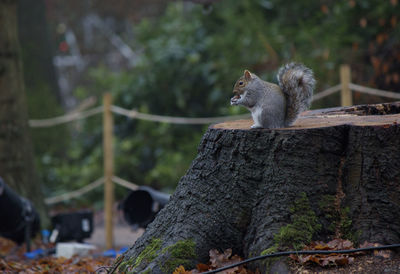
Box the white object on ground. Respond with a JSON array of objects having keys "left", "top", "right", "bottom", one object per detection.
[{"left": 56, "top": 243, "right": 96, "bottom": 258}]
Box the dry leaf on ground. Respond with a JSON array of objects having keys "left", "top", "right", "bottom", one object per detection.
[{"left": 290, "top": 238, "right": 355, "bottom": 267}]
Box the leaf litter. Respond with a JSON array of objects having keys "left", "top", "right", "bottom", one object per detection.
[
  {"left": 173, "top": 248, "right": 259, "bottom": 274},
  {"left": 3, "top": 236, "right": 396, "bottom": 273},
  {"left": 174, "top": 239, "right": 397, "bottom": 273},
  {"left": 0, "top": 236, "right": 114, "bottom": 273},
  {"left": 289, "top": 238, "right": 395, "bottom": 267}
]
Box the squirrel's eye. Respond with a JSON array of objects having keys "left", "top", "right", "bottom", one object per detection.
[{"left": 239, "top": 81, "right": 244, "bottom": 86}]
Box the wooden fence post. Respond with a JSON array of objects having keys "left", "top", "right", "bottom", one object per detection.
[
  {"left": 340, "top": 64, "right": 353, "bottom": 106},
  {"left": 103, "top": 93, "right": 114, "bottom": 250}
]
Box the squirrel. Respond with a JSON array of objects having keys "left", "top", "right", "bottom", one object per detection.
[{"left": 230, "top": 63, "right": 315, "bottom": 129}]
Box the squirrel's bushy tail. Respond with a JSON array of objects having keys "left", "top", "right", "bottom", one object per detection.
[{"left": 277, "top": 63, "right": 315, "bottom": 127}]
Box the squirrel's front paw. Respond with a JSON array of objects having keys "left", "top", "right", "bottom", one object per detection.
[
  {"left": 230, "top": 99, "right": 238, "bottom": 105},
  {"left": 230, "top": 95, "right": 240, "bottom": 105},
  {"left": 251, "top": 124, "right": 263, "bottom": 129}
]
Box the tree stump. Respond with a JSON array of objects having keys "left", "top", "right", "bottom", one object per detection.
[{"left": 115, "top": 102, "right": 400, "bottom": 273}]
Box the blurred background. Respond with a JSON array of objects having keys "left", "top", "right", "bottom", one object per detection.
[{"left": 13, "top": 0, "right": 400, "bottom": 213}]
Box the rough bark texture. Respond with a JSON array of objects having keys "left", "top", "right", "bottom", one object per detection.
[
  {"left": 116, "top": 102, "right": 400, "bottom": 273},
  {"left": 0, "top": 0, "right": 47, "bottom": 224}
]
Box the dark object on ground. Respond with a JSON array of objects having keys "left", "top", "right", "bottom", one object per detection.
[
  {"left": 116, "top": 102, "right": 400, "bottom": 273},
  {"left": 51, "top": 210, "right": 93, "bottom": 242},
  {"left": 0, "top": 177, "right": 40, "bottom": 245},
  {"left": 119, "top": 186, "right": 170, "bottom": 229}
]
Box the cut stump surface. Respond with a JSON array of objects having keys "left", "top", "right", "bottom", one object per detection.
[{"left": 214, "top": 103, "right": 400, "bottom": 130}]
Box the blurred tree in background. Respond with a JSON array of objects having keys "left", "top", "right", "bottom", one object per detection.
[
  {"left": 17, "top": 0, "right": 70, "bottom": 208},
  {"left": 25, "top": 0, "right": 400, "bottom": 207},
  {"left": 0, "top": 0, "right": 48, "bottom": 224}
]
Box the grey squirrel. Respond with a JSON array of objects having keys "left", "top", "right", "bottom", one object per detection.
[{"left": 230, "top": 63, "right": 315, "bottom": 129}]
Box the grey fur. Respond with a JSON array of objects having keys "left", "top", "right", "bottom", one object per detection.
[
  {"left": 278, "top": 63, "right": 315, "bottom": 126},
  {"left": 231, "top": 63, "right": 315, "bottom": 128}
]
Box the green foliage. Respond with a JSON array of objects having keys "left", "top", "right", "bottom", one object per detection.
[{"left": 34, "top": 0, "right": 400, "bottom": 206}]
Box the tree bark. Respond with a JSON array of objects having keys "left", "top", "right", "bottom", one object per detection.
[
  {"left": 0, "top": 0, "right": 47, "bottom": 225},
  {"left": 18, "top": 0, "right": 59, "bottom": 103},
  {"left": 115, "top": 102, "right": 400, "bottom": 273}
]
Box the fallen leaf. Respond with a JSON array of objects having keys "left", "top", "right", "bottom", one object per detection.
[
  {"left": 191, "top": 248, "right": 255, "bottom": 273},
  {"left": 196, "top": 263, "right": 210, "bottom": 271},
  {"left": 374, "top": 249, "right": 393, "bottom": 259},
  {"left": 290, "top": 239, "right": 356, "bottom": 267},
  {"left": 209, "top": 248, "right": 242, "bottom": 268},
  {"left": 327, "top": 239, "right": 353, "bottom": 250},
  {"left": 173, "top": 265, "right": 192, "bottom": 274}
]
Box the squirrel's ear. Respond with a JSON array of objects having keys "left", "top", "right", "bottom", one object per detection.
[{"left": 244, "top": 70, "right": 252, "bottom": 81}]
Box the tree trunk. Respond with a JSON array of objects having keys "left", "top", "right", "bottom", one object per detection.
[
  {"left": 18, "top": 0, "right": 69, "bottom": 164},
  {"left": 115, "top": 102, "right": 400, "bottom": 273},
  {"left": 18, "top": 0, "right": 59, "bottom": 104},
  {"left": 0, "top": 0, "right": 47, "bottom": 225}
]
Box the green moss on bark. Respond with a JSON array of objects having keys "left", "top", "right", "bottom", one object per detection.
[
  {"left": 159, "top": 239, "right": 196, "bottom": 273},
  {"left": 318, "top": 195, "right": 361, "bottom": 244},
  {"left": 274, "top": 192, "right": 321, "bottom": 250},
  {"left": 338, "top": 207, "right": 361, "bottom": 244},
  {"left": 118, "top": 238, "right": 163, "bottom": 272},
  {"left": 260, "top": 244, "right": 278, "bottom": 256},
  {"left": 134, "top": 238, "right": 163, "bottom": 267},
  {"left": 118, "top": 238, "right": 196, "bottom": 273},
  {"left": 259, "top": 193, "right": 320, "bottom": 271}
]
